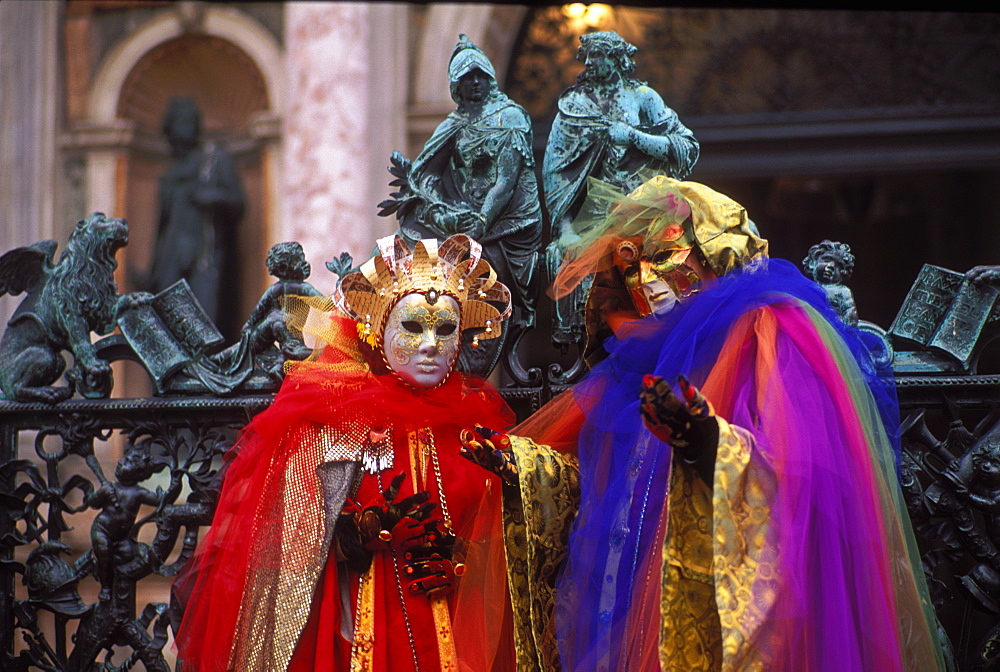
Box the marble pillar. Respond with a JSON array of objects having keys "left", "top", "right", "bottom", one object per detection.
[
  {"left": 282, "top": 2, "right": 408, "bottom": 293},
  {"left": 0, "top": 0, "right": 59, "bottom": 326}
]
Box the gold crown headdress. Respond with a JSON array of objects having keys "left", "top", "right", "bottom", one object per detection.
[{"left": 336, "top": 234, "right": 512, "bottom": 348}]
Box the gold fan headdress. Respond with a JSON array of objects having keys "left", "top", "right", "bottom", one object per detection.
[{"left": 335, "top": 234, "right": 512, "bottom": 347}]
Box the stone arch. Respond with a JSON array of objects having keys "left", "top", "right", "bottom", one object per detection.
[
  {"left": 81, "top": 5, "right": 284, "bottom": 342},
  {"left": 88, "top": 5, "right": 283, "bottom": 122},
  {"left": 116, "top": 33, "right": 270, "bottom": 135}
]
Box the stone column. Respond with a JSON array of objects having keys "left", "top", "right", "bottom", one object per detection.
[
  {"left": 0, "top": 0, "right": 60, "bottom": 324},
  {"left": 282, "top": 2, "right": 408, "bottom": 293}
]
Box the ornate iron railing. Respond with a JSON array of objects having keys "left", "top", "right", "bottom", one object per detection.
[
  {"left": 2, "top": 378, "right": 999, "bottom": 670},
  {"left": 1, "top": 215, "right": 998, "bottom": 669},
  {"left": 0, "top": 395, "right": 271, "bottom": 671},
  {"left": 895, "top": 375, "right": 1000, "bottom": 671}
]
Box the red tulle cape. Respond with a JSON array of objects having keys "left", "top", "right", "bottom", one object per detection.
[{"left": 174, "top": 339, "right": 515, "bottom": 671}]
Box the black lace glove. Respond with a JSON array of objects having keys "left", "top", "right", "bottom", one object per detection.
[
  {"left": 334, "top": 512, "right": 371, "bottom": 574},
  {"left": 336, "top": 473, "right": 444, "bottom": 573},
  {"left": 640, "top": 374, "right": 719, "bottom": 484},
  {"left": 358, "top": 473, "right": 442, "bottom": 551},
  {"left": 402, "top": 535, "right": 462, "bottom": 598},
  {"left": 459, "top": 425, "right": 518, "bottom": 485}
]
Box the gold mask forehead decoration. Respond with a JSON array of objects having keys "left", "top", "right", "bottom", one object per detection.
[{"left": 335, "top": 233, "right": 512, "bottom": 345}]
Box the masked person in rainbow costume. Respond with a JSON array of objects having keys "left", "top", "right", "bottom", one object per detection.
[
  {"left": 174, "top": 235, "right": 519, "bottom": 671},
  {"left": 466, "top": 175, "right": 944, "bottom": 671}
]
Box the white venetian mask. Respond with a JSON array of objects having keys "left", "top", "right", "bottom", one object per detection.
[{"left": 382, "top": 292, "right": 461, "bottom": 388}]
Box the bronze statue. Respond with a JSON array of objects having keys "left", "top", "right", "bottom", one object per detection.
[
  {"left": 901, "top": 412, "right": 1000, "bottom": 671},
  {"left": 967, "top": 265, "right": 1000, "bottom": 288},
  {"left": 145, "top": 98, "right": 245, "bottom": 339},
  {"left": 209, "top": 241, "right": 324, "bottom": 385},
  {"left": 88, "top": 442, "right": 170, "bottom": 603},
  {"left": 802, "top": 239, "right": 859, "bottom": 326},
  {"left": 544, "top": 31, "right": 700, "bottom": 347},
  {"left": 378, "top": 35, "right": 542, "bottom": 374},
  {"left": 0, "top": 213, "right": 325, "bottom": 402},
  {"left": 120, "top": 242, "right": 324, "bottom": 396},
  {"left": 70, "top": 436, "right": 190, "bottom": 672},
  {"left": 0, "top": 213, "right": 143, "bottom": 403},
  {"left": 890, "top": 264, "right": 999, "bottom": 374},
  {"left": 243, "top": 242, "right": 322, "bottom": 365}
]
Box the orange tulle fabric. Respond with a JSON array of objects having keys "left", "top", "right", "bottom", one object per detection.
[{"left": 512, "top": 390, "right": 584, "bottom": 456}]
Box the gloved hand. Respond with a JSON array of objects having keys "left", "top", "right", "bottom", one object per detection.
[
  {"left": 459, "top": 425, "right": 518, "bottom": 485},
  {"left": 640, "top": 374, "right": 719, "bottom": 484},
  {"left": 335, "top": 511, "right": 372, "bottom": 574},
  {"left": 402, "top": 536, "right": 463, "bottom": 598},
  {"left": 336, "top": 473, "right": 445, "bottom": 573},
  {"left": 358, "top": 473, "right": 444, "bottom": 551}
]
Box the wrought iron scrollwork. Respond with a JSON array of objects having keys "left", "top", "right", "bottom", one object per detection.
[
  {"left": 501, "top": 322, "right": 542, "bottom": 387},
  {"left": 900, "top": 400, "right": 1000, "bottom": 671},
  {"left": 0, "top": 399, "right": 260, "bottom": 672}
]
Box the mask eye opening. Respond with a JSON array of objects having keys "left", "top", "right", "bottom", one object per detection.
[{"left": 650, "top": 250, "right": 674, "bottom": 266}]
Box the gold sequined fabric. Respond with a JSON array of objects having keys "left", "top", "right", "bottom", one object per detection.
[
  {"left": 224, "top": 418, "right": 377, "bottom": 671},
  {"left": 660, "top": 420, "right": 777, "bottom": 672},
  {"left": 430, "top": 596, "right": 460, "bottom": 671},
  {"left": 503, "top": 436, "right": 580, "bottom": 672},
  {"left": 406, "top": 429, "right": 461, "bottom": 671},
  {"left": 228, "top": 423, "right": 332, "bottom": 671},
  {"left": 350, "top": 565, "right": 376, "bottom": 670}
]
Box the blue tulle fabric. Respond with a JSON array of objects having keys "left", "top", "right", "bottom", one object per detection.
[{"left": 553, "top": 258, "right": 899, "bottom": 671}]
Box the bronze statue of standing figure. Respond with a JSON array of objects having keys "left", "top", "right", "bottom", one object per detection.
[
  {"left": 379, "top": 35, "right": 542, "bottom": 377},
  {"left": 144, "top": 98, "right": 245, "bottom": 339},
  {"left": 544, "top": 31, "right": 700, "bottom": 348}
]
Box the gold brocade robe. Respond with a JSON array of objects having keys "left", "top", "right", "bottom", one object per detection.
[
  {"left": 503, "top": 436, "right": 580, "bottom": 672},
  {"left": 659, "top": 420, "right": 777, "bottom": 672},
  {"left": 503, "top": 421, "right": 777, "bottom": 672}
]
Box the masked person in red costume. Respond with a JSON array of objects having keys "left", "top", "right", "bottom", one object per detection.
[
  {"left": 175, "top": 234, "right": 517, "bottom": 671},
  {"left": 465, "top": 175, "right": 945, "bottom": 672}
]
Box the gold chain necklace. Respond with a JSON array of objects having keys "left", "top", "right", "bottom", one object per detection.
[{"left": 420, "top": 427, "right": 452, "bottom": 530}]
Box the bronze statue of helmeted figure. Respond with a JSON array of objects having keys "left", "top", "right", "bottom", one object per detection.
[
  {"left": 379, "top": 35, "right": 542, "bottom": 378},
  {"left": 544, "top": 31, "right": 700, "bottom": 349},
  {"left": 144, "top": 98, "right": 245, "bottom": 339}
]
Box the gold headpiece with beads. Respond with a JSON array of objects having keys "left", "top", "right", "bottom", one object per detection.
[{"left": 335, "top": 234, "right": 512, "bottom": 348}]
